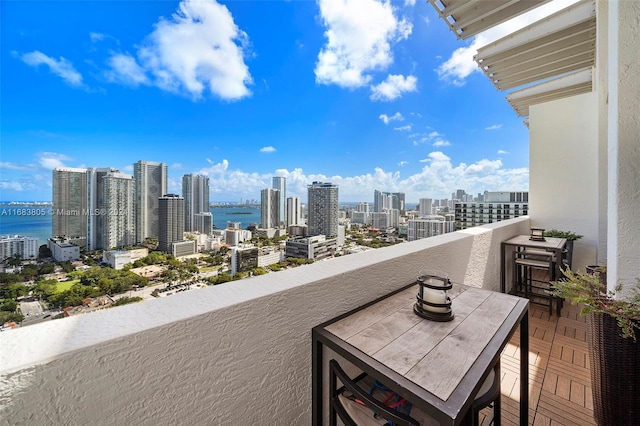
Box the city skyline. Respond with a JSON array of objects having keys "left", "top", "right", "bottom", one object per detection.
[{"left": 1, "top": 0, "right": 578, "bottom": 202}]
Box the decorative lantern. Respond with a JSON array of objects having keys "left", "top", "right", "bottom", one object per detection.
[
  {"left": 529, "top": 227, "right": 546, "bottom": 241},
  {"left": 414, "top": 273, "right": 454, "bottom": 322}
]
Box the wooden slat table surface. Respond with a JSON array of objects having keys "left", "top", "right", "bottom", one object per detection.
[{"left": 313, "top": 282, "right": 530, "bottom": 426}]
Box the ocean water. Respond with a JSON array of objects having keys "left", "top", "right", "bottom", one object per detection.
[
  {"left": 0, "top": 206, "right": 261, "bottom": 246},
  {"left": 210, "top": 207, "right": 261, "bottom": 230},
  {"left": 0, "top": 206, "right": 53, "bottom": 246}
]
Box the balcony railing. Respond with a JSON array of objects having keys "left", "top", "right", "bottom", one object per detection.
[{"left": 2, "top": 217, "right": 543, "bottom": 424}]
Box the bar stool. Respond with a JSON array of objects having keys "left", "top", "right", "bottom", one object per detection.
[
  {"left": 514, "top": 250, "right": 560, "bottom": 315},
  {"left": 469, "top": 363, "right": 501, "bottom": 426}
]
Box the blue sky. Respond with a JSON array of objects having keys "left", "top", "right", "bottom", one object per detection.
[{"left": 0, "top": 0, "right": 575, "bottom": 204}]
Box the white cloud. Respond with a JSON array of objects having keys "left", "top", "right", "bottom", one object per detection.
[
  {"left": 412, "top": 129, "right": 452, "bottom": 147},
  {"left": 398, "top": 161, "right": 408, "bottom": 166},
  {"left": 379, "top": 112, "right": 404, "bottom": 124},
  {"left": 260, "top": 146, "right": 276, "bottom": 153},
  {"left": 485, "top": 124, "right": 502, "bottom": 130},
  {"left": 0, "top": 162, "right": 36, "bottom": 171},
  {"left": 36, "top": 152, "right": 73, "bottom": 169},
  {"left": 404, "top": 0, "right": 416, "bottom": 6},
  {"left": 497, "top": 150, "right": 509, "bottom": 155},
  {"left": 370, "top": 74, "right": 417, "bottom": 101},
  {"left": 315, "top": 0, "right": 412, "bottom": 88},
  {"left": 20, "top": 51, "right": 83, "bottom": 86},
  {"left": 394, "top": 125, "right": 412, "bottom": 132},
  {"left": 107, "top": 0, "right": 252, "bottom": 100},
  {"left": 104, "top": 53, "right": 149, "bottom": 86},
  {"left": 0, "top": 181, "right": 25, "bottom": 191},
  {"left": 90, "top": 32, "right": 106, "bottom": 42},
  {"left": 195, "top": 155, "right": 527, "bottom": 201},
  {"left": 436, "top": 0, "right": 581, "bottom": 86}
]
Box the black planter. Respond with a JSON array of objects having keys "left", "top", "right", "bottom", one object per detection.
[
  {"left": 586, "top": 312, "right": 640, "bottom": 425},
  {"left": 564, "top": 240, "right": 574, "bottom": 269}
]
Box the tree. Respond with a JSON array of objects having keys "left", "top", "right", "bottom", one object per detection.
[
  {"left": 0, "top": 283, "right": 28, "bottom": 299},
  {"left": 5, "top": 254, "right": 22, "bottom": 267},
  {"left": 38, "top": 263, "right": 55, "bottom": 275},
  {"left": 0, "top": 311, "right": 24, "bottom": 324},
  {"left": 0, "top": 300, "right": 18, "bottom": 312},
  {"left": 39, "top": 245, "right": 52, "bottom": 259},
  {"left": 58, "top": 261, "right": 74, "bottom": 273},
  {"left": 253, "top": 267, "right": 267, "bottom": 276}
]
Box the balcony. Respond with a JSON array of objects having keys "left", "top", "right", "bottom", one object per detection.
[{"left": 0, "top": 217, "right": 596, "bottom": 425}]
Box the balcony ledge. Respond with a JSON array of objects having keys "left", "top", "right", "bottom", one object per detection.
[{"left": 0, "top": 217, "right": 530, "bottom": 425}]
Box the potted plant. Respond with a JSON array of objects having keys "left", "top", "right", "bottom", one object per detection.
[
  {"left": 543, "top": 229, "right": 583, "bottom": 268},
  {"left": 551, "top": 269, "right": 640, "bottom": 425}
]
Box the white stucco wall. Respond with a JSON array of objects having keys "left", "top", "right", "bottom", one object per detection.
[
  {"left": 529, "top": 92, "right": 599, "bottom": 272},
  {"left": 607, "top": 0, "right": 640, "bottom": 295},
  {"left": 0, "top": 218, "right": 529, "bottom": 425}
]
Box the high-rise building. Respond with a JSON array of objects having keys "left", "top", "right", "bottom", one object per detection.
[
  {"left": 272, "top": 177, "right": 286, "bottom": 227},
  {"left": 52, "top": 167, "right": 88, "bottom": 248},
  {"left": 260, "top": 188, "right": 280, "bottom": 229},
  {"left": 101, "top": 173, "right": 135, "bottom": 250},
  {"left": 158, "top": 194, "right": 184, "bottom": 253},
  {"left": 286, "top": 196, "right": 302, "bottom": 227},
  {"left": 370, "top": 212, "right": 389, "bottom": 229},
  {"left": 308, "top": 182, "right": 338, "bottom": 238},
  {"left": 0, "top": 235, "right": 39, "bottom": 260},
  {"left": 418, "top": 198, "right": 433, "bottom": 217},
  {"left": 182, "top": 174, "right": 210, "bottom": 232},
  {"left": 194, "top": 212, "right": 213, "bottom": 234},
  {"left": 455, "top": 192, "right": 529, "bottom": 230},
  {"left": 87, "top": 167, "right": 119, "bottom": 250},
  {"left": 408, "top": 215, "right": 456, "bottom": 241},
  {"left": 356, "top": 202, "right": 370, "bottom": 213},
  {"left": 373, "top": 190, "right": 405, "bottom": 215},
  {"left": 134, "top": 160, "right": 167, "bottom": 243}
]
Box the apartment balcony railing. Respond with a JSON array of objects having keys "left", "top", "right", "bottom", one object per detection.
[{"left": 0, "top": 217, "right": 593, "bottom": 425}]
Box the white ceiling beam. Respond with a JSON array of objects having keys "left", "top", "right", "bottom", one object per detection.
[
  {"left": 427, "top": 0, "right": 551, "bottom": 40},
  {"left": 475, "top": 0, "right": 595, "bottom": 58}
]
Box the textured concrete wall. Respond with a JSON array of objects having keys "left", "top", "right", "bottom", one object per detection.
[
  {"left": 0, "top": 218, "right": 529, "bottom": 425},
  {"left": 607, "top": 0, "right": 640, "bottom": 295},
  {"left": 529, "top": 92, "right": 599, "bottom": 272}
]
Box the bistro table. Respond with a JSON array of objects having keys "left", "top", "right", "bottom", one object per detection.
[
  {"left": 312, "top": 282, "right": 529, "bottom": 426},
  {"left": 500, "top": 235, "right": 567, "bottom": 294}
]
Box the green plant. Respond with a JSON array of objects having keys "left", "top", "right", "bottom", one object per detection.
[
  {"left": 543, "top": 229, "right": 583, "bottom": 241},
  {"left": 552, "top": 269, "right": 640, "bottom": 340}
]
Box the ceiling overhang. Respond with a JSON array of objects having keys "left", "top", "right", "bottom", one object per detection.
[
  {"left": 427, "top": 0, "right": 552, "bottom": 40},
  {"left": 474, "top": 0, "right": 596, "bottom": 91},
  {"left": 428, "top": 0, "right": 597, "bottom": 117},
  {"left": 506, "top": 67, "right": 593, "bottom": 117}
]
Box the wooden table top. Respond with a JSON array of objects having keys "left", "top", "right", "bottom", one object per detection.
[
  {"left": 321, "top": 283, "right": 527, "bottom": 403},
  {"left": 502, "top": 235, "right": 567, "bottom": 250}
]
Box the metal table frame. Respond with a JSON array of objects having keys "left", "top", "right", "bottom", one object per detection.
[
  {"left": 500, "top": 235, "right": 567, "bottom": 294},
  {"left": 312, "top": 283, "right": 529, "bottom": 426}
]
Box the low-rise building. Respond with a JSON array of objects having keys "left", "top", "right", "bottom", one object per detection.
[
  {"left": 102, "top": 248, "right": 149, "bottom": 269},
  {"left": 172, "top": 241, "right": 196, "bottom": 258},
  {"left": 230, "top": 245, "right": 259, "bottom": 276},
  {"left": 225, "top": 229, "right": 252, "bottom": 246},
  {"left": 48, "top": 237, "right": 80, "bottom": 262},
  {"left": 285, "top": 235, "right": 337, "bottom": 261},
  {"left": 257, "top": 248, "right": 283, "bottom": 268}
]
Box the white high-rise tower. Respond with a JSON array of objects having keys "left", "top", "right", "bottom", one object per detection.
[{"left": 134, "top": 160, "right": 167, "bottom": 243}]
